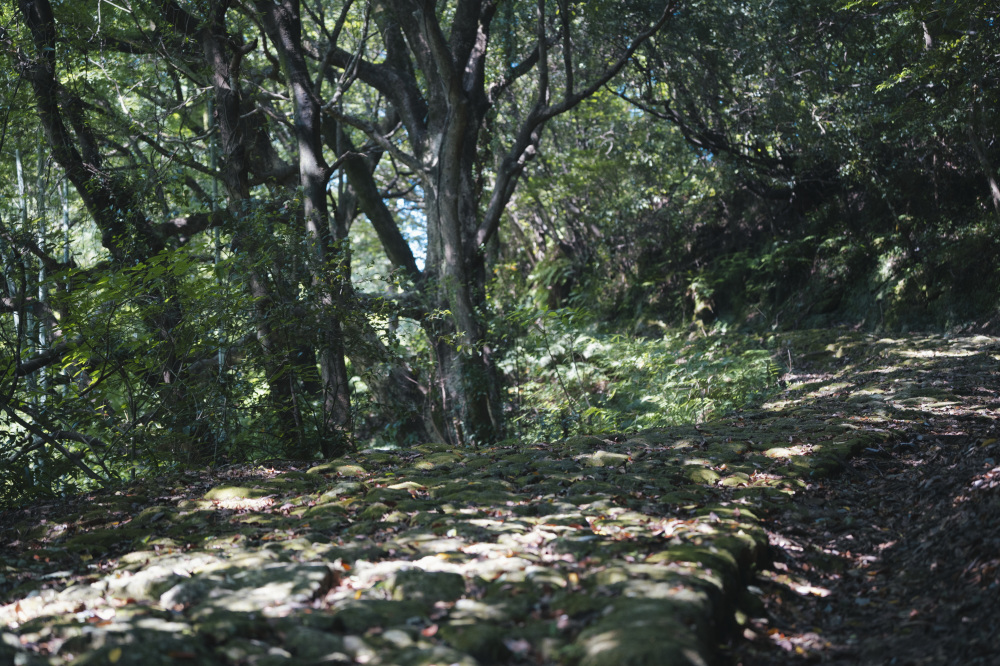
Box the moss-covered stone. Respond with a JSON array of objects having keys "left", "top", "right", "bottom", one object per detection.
[
  {"left": 332, "top": 600, "right": 429, "bottom": 633},
  {"left": 438, "top": 623, "right": 512, "bottom": 663},
  {"left": 414, "top": 452, "right": 463, "bottom": 469},
  {"left": 575, "top": 598, "right": 713, "bottom": 666},
  {"left": 204, "top": 485, "right": 270, "bottom": 500},
  {"left": 382, "top": 569, "right": 466, "bottom": 605},
  {"left": 308, "top": 461, "right": 368, "bottom": 477},
  {"left": 686, "top": 467, "right": 720, "bottom": 485},
  {"left": 577, "top": 450, "right": 630, "bottom": 468}
]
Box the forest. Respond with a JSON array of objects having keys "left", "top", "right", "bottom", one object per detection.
[
  {"left": 2, "top": 0, "right": 995, "bottom": 503},
  {"left": 0, "top": 1, "right": 999, "bottom": 664}
]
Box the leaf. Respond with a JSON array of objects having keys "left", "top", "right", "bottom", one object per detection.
[{"left": 108, "top": 648, "right": 122, "bottom": 664}]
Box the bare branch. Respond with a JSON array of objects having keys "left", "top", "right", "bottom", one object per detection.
[
  {"left": 487, "top": 35, "right": 558, "bottom": 103},
  {"left": 133, "top": 130, "right": 218, "bottom": 177},
  {"left": 476, "top": 2, "right": 675, "bottom": 248},
  {"left": 326, "top": 107, "right": 426, "bottom": 177},
  {"left": 0, "top": 396, "right": 112, "bottom": 486},
  {"left": 310, "top": 0, "right": 357, "bottom": 95}
]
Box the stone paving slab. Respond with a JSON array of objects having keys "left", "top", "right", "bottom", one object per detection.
[{"left": 3, "top": 330, "right": 992, "bottom": 665}]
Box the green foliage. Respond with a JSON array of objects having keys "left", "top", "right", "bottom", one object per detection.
[
  {"left": 500, "top": 309, "right": 781, "bottom": 442},
  {"left": 494, "top": 0, "right": 1000, "bottom": 332},
  {"left": 0, "top": 190, "right": 388, "bottom": 507},
  {"left": 4, "top": 0, "right": 999, "bottom": 507}
]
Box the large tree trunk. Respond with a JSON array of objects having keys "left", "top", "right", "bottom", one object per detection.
[
  {"left": 161, "top": 0, "right": 324, "bottom": 457},
  {"left": 162, "top": 0, "right": 354, "bottom": 457},
  {"left": 321, "top": 0, "right": 666, "bottom": 447},
  {"left": 422, "top": 110, "right": 503, "bottom": 446}
]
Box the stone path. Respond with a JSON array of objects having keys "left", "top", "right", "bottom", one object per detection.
[{"left": 1, "top": 330, "right": 994, "bottom": 666}]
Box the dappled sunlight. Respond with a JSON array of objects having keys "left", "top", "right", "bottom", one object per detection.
[
  {"left": 897, "top": 348, "right": 979, "bottom": 358},
  {"left": 5, "top": 331, "right": 1000, "bottom": 664},
  {"left": 2, "top": 430, "right": 773, "bottom": 663},
  {"left": 734, "top": 331, "right": 1000, "bottom": 664},
  {"left": 212, "top": 497, "right": 276, "bottom": 511}
]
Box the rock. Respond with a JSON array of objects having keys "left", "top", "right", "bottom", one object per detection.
[
  {"left": 159, "top": 577, "right": 216, "bottom": 608},
  {"left": 107, "top": 565, "right": 183, "bottom": 601},
  {"left": 438, "top": 623, "right": 511, "bottom": 663},
  {"left": 575, "top": 599, "right": 713, "bottom": 666},
  {"left": 331, "top": 600, "right": 428, "bottom": 634},
  {"left": 165, "top": 562, "right": 336, "bottom": 615},
  {"left": 577, "top": 450, "right": 630, "bottom": 468},
  {"left": 204, "top": 486, "right": 270, "bottom": 500},
  {"left": 686, "top": 467, "right": 720, "bottom": 485},
  {"left": 388, "top": 645, "right": 480, "bottom": 666},
  {"left": 71, "top": 636, "right": 219, "bottom": 666},
  {"left": 285, "top": 626, "right": 347, "bottom": 660},
  {"left": 381, "top": 569, "right": 466, "bottom": 605}
]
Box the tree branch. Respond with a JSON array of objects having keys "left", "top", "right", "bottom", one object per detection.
[
  {"left": 0, "top": 395, "right": 112, "bottom": 486},
  {"left": 326, "top": 106, "right": 426, "bottom": 177},
  {"left": 0, "top": 226, "right": 74, "bottom": 273},
  {"left": 159, "top": 209, "right": 234, "bottom": 241},
  {"left": 12, "top": 342, "right": 69, "bottom": 377},
  {"left": 557, "top": 0, "right": 574, "bottom": 102},
  {"left": 475, "top": 2, "right": 675, "bottom": 249}
]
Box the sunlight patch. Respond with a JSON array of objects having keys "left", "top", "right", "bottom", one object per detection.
[{"left": 214, "top": 497, "right": 275, "bottom": 511}]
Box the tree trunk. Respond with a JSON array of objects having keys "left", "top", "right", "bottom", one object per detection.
[
  {"left": 968, "top": 103, "right": 1000, "bottom": 222},
  {"left": 258, "top": 0, "right": 353, "bottom": 456},
  {"left": 422, "top": 111, "right": 503, "bottom": 446}
]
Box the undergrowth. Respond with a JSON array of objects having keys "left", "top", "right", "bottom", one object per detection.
[{"left": 501, "top": 309, "right": 783, "bottom": 442}]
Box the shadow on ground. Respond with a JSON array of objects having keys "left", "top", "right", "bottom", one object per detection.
[{"left": 2, "top": 330, "right": 996, "bottom": 665}]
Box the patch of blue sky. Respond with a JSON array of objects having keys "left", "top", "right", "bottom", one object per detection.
[{"left": 395, "top": 196, "right": 427, "bottom": 271}]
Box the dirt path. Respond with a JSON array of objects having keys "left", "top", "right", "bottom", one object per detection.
[{"left": 732, "top": 334, "right": 1000, "bottom": 665}]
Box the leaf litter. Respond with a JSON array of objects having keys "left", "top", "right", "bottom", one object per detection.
[
  {"left": 1, "top": 330, "right": 998, "bottom": 665},
  {"left": 732, "top": 332, "right": 1000, "bottom": 666}
]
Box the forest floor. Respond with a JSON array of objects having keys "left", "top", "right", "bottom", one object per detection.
[
  {"left": 730, "top": 332, "right": 1000, "bottom": 666},
  {"left": 1, "top": 329, "right": 998, "bottom": 666}
]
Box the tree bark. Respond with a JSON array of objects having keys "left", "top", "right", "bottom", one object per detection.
[
  {"left": 319, "top": 0, "right": 669, "bottom": 446},
  {"left": 258, "top": 0, "right": 353, "bottom": 456}
]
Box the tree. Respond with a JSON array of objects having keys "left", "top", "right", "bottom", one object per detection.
[
  {"left": 323, "top": 0, "right": 673, "bottom": 445},
  {"left": 0, "top": 0, "right": 674, "bottom": 503},
  {"left": 610, "top": 0, "right": 1000, "bottom": 327},
  {"left": 2, "top": 0, "right": 360, "bottom": 482}
]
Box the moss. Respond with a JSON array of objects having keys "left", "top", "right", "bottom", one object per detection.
[
  {"left": 438, "top": 624, "right": 512, "bottom": 663},
  {"left": 577, "top": 451, "right": 630, "bottom": 468},
  {"left": 61, "top": 528, "right": 144, "bottom": 551},
  {"left": 360, "top": 502, "right": 391, "bottom": 521},
  {"left": 686, "top": 467, "right": 720, "bottom": 485},
  {"left": 307, "top": 461, "right": 368, "bottom": 477},
  {"left": 718, "top": 473, "right": 751, "bottom": 487},
  {"left": 204, "top": 486, "right": 270, "bottom": 501}
]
